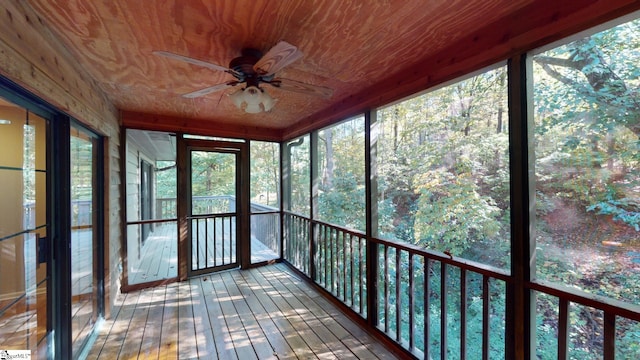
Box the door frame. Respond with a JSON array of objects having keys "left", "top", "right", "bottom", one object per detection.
[{"left": 177, "top": 137, "right": 250, "bottom": 279}]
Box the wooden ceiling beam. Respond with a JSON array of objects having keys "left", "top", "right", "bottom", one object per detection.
[{"left": 121, "top": 111, "right": 283, "bottom": 142}]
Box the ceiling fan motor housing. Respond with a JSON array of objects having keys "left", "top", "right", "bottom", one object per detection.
[{"left": 229, "top": 48, "right": 263, "bottom": 81}]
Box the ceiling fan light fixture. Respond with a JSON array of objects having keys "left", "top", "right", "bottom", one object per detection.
[
  {"left": 230, "top": 88, "right": 245, "bottom": 108},
  {"left": 244, "top": 86, "right": 262, "bottom": 105},
  {"left": 261, "top": 91, "right": 276, "bottom": 112},
  {"left": 229, "top": 86, "right": 275, "bottom": 113},
  {"left": 244, "top": 103, "right": 262, "bottom": 113}
]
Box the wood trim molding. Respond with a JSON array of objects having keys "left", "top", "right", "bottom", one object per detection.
[{"left": 121, "top": 111, "right": 284, "bottom": 142}]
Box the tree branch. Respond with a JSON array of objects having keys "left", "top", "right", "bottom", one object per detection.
[{"left": 533, "top": 55, "right": 580, "bottom": 70}]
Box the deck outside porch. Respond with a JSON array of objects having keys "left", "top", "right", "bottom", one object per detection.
[{"left": 88, "top": 263, "right": 398, "bottom": 359}]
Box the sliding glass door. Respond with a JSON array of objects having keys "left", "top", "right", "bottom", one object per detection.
[
  {"left": 0, "top": 84, "right": 104, "bottom": 359},
  {"left": 70, "top": 124, "right": 102, "bottom": 357},
  {"left": 0, "top": 97, "right": 49, "bottom": 357}
]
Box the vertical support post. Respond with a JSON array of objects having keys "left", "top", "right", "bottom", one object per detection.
[
  {"left": 51, "top": 114, "right": 71, "bottom": 360},
  {"left": 280, "top": 141, "right": 291, "bottom": 260},
  {"left": 366, "top": 109, "right": 379, "bottom": 326},
  {"left": 424, "top": 258, "right": 431, "bottom": 359},
  {"left": 239, "top": 140, "right": 251, "bottom": 268},
  {"left": 460, "top": 269, "right": 467, "bottom": 360},
  {"left": 176, "top": 133, "right": 188, "bottom": 280},
  {"left": 441, "top": 264, "right": 448, "bottom": 360},
  {"left": 482, "top": 275, "right": 491, "bottom": 360},
  {"left": 508, "top": 53, "right": 535, "bottom": 360},
  {"left": 310, "top": 131, "right": 319, "bottom": 281},
  {"left": 558, "top": 299, "right": 569, "bottom": 360},
  {"left": 603, "top": 313, "right": 615, "bottom": 360}
]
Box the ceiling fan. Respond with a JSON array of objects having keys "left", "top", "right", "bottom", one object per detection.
[{"left": 153, "top": 41, "right": 333, "bottom": 113}]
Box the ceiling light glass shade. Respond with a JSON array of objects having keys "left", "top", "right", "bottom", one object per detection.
[
  {"left": 229, "top": 86, "right": 275, "bottom": 113},
  {"left": 261, "top": 91, "right": 275, "bottom": 112},
  {"left": 244, "top": 86, "right": 262, "bottom": 105},
  {"left": 230, "top": 89, "right": 245, "bottom": 108}
]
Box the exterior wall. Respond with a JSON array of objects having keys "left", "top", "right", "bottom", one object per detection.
[
  {"left": 0, "top": 1, "right": 121, "bottom": 316},
  {"left": 125, "top": 142, "right": 141, "bottom": 262}
]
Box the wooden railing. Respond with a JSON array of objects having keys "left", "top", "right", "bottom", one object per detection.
[
  {"left": 315, "top": 221, "right": 367, "bottom": 318},
  {"left": 371, "top": 236, "right": 510, "bottom": 358},
  {"left": 250, "top": 202, "right": 280, "bottom": 256},
  {"left": 190, "top": 213, "right": 236, "bottom": 271},
  {"left": 283, "top": 212, "right": 310, "bottom": 275},
  {"left": 282, "top": 212, "right": 640, "bottom": 359},
  {"left": 156, "top": 196, "right": 280, "bottom": 255}
]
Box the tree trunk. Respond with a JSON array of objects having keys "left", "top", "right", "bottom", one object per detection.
[{"left": 323, "top": 128, "right": 334, "bottom": 189}]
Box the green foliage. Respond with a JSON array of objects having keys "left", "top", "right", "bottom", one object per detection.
[
  {"left": 587, "top": 197, "right": 640, "bottom": 231},
  {"left": 414, "top": 170, "right": 501, "bottom": 254},
  {"left": 155, "top": 160, "right": 176, "bottom": 198},
  {"left": 250, "top": 141, "right": 280, "bottom": 207},
  {"left": 318, "top": 173, "right": 366, "bottom": 231}
]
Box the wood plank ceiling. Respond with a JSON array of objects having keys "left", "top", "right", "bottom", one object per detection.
[{"left": 24, "top": 0, "right": 640, "bottom": 141}]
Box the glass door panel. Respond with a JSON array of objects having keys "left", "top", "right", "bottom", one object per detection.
[
  {"left": 250, "top": 141, "right": 280, "bottom": 264},
  {"left": 70, "top": 126, "right": 99, "bottom": 356},
  {"left": 0, "top": 101, "right": 49, "bottom": 357},
  {"left": 189, "top": 149, "right": 238, "bottom": 274},
  {"left": 124, "top": 129, "right": 178, "bottom": 287}
]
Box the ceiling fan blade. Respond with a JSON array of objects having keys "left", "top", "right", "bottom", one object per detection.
[
  {"left": 271, "top": 78, "right": 333, "bottom": 98},
  {"left": 182, "top": 82, "right": 238, "bottom": 98},
  {"left": 254, "top": 41, "right": 303, "bottom": 76},
  {"left": 153, "top": 50, "right": 239, "bottom": 76}
]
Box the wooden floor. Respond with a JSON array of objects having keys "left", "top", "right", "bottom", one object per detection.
[
  {"left": 129, "top": 222, "right": 279, "bottom": 285},
  {"left": 88, "top": 263, "right": 398, "bottom": 359}
]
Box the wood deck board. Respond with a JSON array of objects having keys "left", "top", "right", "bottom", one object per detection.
[
  {"left": 189, "top": 279, "right": 217, "bottom": 359},
  {"left": 230, "top": 271, "right": 297, "bottom": 359},
  {"left": 198, "top": 275, "right": 239, "bottom": 360},
  {"left": 239, "top": 269, "right": 315, "bottom": 359},
  {"left": 138, "top": 286, "right": 167, "bottom": 359},
  {"left": 210, "top": 273, "right": 258, "bottom": 360},
  {"left": 254, "top": 267, "right": 344, "bottom": 359},
  {"left": 258, "top": 266, "right": 366, "bottom": 359},
  {"left": 88, "top": 265, "right": 398, "bottom": 359},
  {"left": 267, "top": 264, "right": 398, "bottom": 360},
  {"left": 129, "top": 222, "right": 278, "bottom": 285}
]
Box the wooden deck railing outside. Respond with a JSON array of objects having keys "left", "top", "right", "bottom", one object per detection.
[{"left": 282, "top": 212, "right": 640, "bottom": 359}]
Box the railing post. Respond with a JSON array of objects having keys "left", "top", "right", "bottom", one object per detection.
[
  {"left": 508, "top": 53, "right": 535, "bottom": 360},
  {"left": 310, "top": 131, "right": 319, "bottom": 281},
  {"left": 366, "top": 109, "right": 379, "bottom": 325}
]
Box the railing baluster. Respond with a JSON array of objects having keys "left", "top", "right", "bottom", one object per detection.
[
  {"left": 460, "top": 269, "right": 467, "bottom": 360},
  {"left": 229, "top": 216, "right": 234, "bottom": 263},
  {"left": 603, "top": 312, "right": 615, "bottom": 360},
  {"left": 359, "top": 236, "right": 364, "bottom": 314},
  {"left": 424, "top": 258, "right": 431, "bottom": 359},
  {"left": 295, "top": 216, "right": 299, "bottom": 265},
  {"left": 221, "top": 218, "right": 224, "bottom": 265},
  {"left": 558, "top": 298, "right": 569, "bottom": 360},
  {"left": 396, "top": 249, "right": 401, "bottom": 342},
  {"left": 384, "top": 245, "right": 390, "bottom": 332},
  {"left": 441, "top": 263, "right": 448, "bottom": 360},
  {"left": 350, "top": 234, "right": 355, "bottom": 307},
  {"left": 205, "top": 218, "right": 209, "bottom": 268},
  {"left": 304, "top": 218, "right": 308, "bottom": 274},
  {"left": 409, "top": 252, "right": 415, "bottom": 351},
  {"left": 196, "top": 218, "right": 200, "bottom": 270},
  {"left": 343, "top": 231, "right": 347, "bottom": 302},
  {"left": 482, "top": 275, "right": 489, "bottom": 360},
  {"left": 337, "top": 230, "right": 342, "bottom": 299},
  {"left": 213, "top": 217, "right": 217, "bottom": 267},
  {"left": 324, "top": 225, "right": 328, "bottom": 288},
  {"left": 329, "top": 228, "right": 336, "bottom": 294}
]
